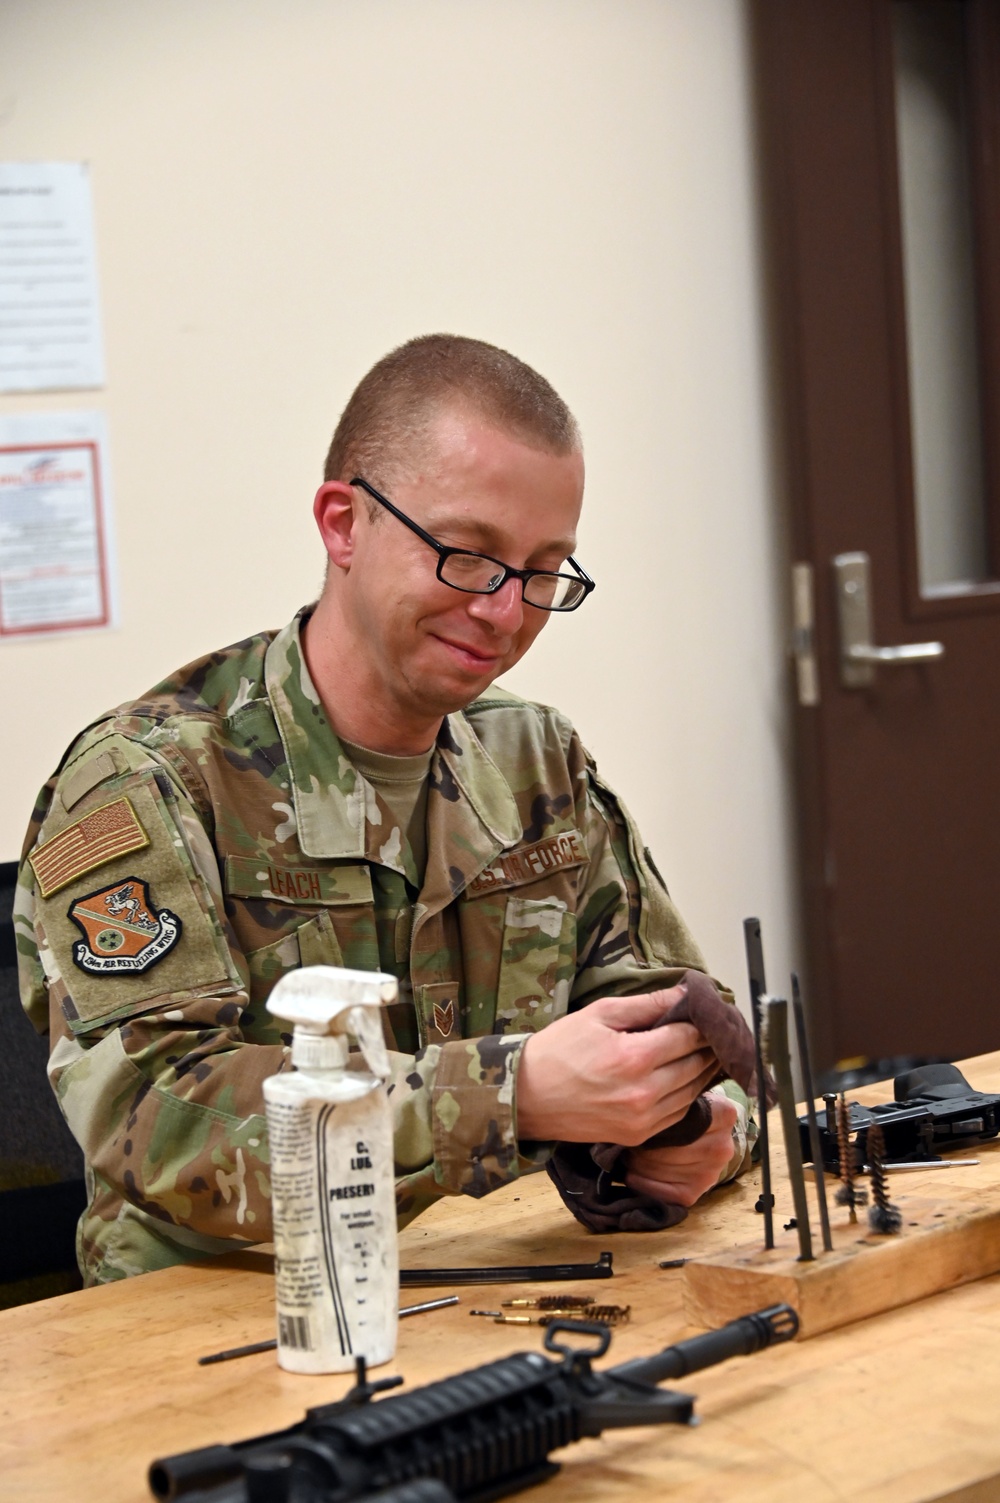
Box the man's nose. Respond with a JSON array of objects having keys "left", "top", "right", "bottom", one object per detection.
[{"left": 466, "top": 576, "right": 525, "bottom": 633}]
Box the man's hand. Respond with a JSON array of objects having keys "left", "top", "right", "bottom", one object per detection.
[
  {"left": 624, "top": 1094, "right": 739, "bottom": 1207},
  {"left": 515, "top": 985, "right": 719, "bottom": 1145}
]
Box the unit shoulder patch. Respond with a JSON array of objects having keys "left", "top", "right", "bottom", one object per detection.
[
  {"left": 30, "top": 796, "right": 149, "bottom": 899},
  {"left": 466, "top": 830, "right": 586, "bottom": 898},
  {"left": 68, "top": 876, "right": 182, "bottom": 975}
]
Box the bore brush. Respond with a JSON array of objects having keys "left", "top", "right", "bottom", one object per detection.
[{"left": 866, "top": 1122, "right": 902, "bottom": 1235}]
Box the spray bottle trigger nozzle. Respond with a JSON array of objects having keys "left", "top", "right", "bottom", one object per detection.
[{"left": 346, "top": 1003, "right": 391, "bottom": 1081}]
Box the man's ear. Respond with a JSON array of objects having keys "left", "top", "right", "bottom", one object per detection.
[{"left": 313, "top": 481, "right": 359, "bottom": 569}]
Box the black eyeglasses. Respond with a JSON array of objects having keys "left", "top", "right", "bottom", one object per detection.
[{"left": 350, "top": 477, "right": 595, "bottom": 612}]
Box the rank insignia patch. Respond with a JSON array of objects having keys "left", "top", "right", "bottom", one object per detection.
[
  {"left": 432, "top": 999, "right": 456, "bottom": 1038},
  {"left": 68, "top": 877, "right": 182, "bottom": 975}
]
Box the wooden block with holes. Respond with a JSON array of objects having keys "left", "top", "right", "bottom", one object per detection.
[{"left": 683, "top": 1187, "right": 1000, "bottom": 1338}]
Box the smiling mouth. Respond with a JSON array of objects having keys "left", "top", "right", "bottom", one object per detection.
[{"left": 434, "top": 636, "right": 504, "bottom": 669}]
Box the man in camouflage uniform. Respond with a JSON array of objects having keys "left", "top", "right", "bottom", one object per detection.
[{"left": 16, "top": 335, "right": 751, "bottom": 1283}]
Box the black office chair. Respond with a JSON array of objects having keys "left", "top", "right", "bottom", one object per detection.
[{"left": 0, "top": 861, "right": 86, "bottom": 1306}]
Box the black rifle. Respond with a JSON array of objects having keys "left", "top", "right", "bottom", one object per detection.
[
  {"left": 798, "top": 1063, "right": 1000, "bottom": 1170},
  {"left": 150, "top": 1304, "right": 798, "bottom": 1503}
]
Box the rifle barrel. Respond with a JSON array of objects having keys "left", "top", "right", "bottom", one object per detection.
[{"left": 609, "top": 1304, "right": 798, "bottom": 1386}]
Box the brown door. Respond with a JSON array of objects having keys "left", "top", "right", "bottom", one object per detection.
[{"left": 754, "top": 0, "right": 1000, "bottom": 1071}]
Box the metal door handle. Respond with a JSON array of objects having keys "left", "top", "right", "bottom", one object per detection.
[
  {"left": 833, "top": 552, "right": 944, "bottom": 688},
  {"left": 847, "top": 641, "right": 945, "bottom": 664}
]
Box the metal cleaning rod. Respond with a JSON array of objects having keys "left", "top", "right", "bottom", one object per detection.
[
  {"left": 791, "top": 973, "right": 833, "bottom": 1253},
  {"left": 763, "top": 994, "right": 813, "bottom": 1261},
  {"left": 744, "top": 917, "right": 774, "bottom": 1249}
]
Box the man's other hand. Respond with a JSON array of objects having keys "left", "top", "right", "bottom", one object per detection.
[
  {"left": 515, "top": 985, "right": 718, "bottom": 1145},
  {"left": 624, "top": 1094, "right": 739, "bottom": 1207}
]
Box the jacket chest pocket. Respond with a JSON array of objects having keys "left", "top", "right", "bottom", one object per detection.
[
  {"left": 229, "top": 857, "right": 377, "bottom": 953},
  {"left": 495, "top": 895, "right": 576, "bottom": 1035},
  {"left": 231, "top": 860, "right": 380, "bottom": 1040},
  {"left": 241, "top": 911, "right": 344, "bottom": 1042},
  {"left": 245, "top": 900, "right": 381, "bottom": 977}
]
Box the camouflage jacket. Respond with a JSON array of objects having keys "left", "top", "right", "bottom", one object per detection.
[{"left": 16, "top": 610, "right": 751, "bottom": 1283}]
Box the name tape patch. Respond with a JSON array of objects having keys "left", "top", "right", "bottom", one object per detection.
[
  {"left": 466, "top": 830, "right": 586, "bottom": 898},
  {"left": 224, "top": 856, "right": 373, "bottom": 907},
  {"left": 30, "top": 797, "right": 149, "bottom": 899}
]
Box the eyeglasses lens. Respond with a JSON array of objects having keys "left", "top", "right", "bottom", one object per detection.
[{"left": 438, "top": 553, "right": 583, "bottom": 610}]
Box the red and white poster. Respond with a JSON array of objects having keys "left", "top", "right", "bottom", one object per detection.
[{"left": 0, "top": 412, "right": 117, "bottom": 637}]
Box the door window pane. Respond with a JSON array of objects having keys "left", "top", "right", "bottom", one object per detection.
[{"left": 893, "top": 0, "right": 991, "bottom": 594}]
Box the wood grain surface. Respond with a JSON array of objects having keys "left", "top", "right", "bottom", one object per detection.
[{"left": 3, "top": 1054, "right": 1000, "bottom": 1503}]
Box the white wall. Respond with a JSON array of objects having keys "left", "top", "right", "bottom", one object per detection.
[{"left": 0, "top": 0, "right": 799, "bottom": 1008}]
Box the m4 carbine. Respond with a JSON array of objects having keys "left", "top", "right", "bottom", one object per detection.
[{"left": 149, "top": 1304, "right": 798, "bottom": 1503}]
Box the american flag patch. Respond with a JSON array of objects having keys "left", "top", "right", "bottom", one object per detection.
[{"left": 29, "top": 797, "right": 149, "bottom": 899}]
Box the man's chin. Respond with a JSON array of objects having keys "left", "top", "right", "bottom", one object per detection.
[
  {"left": 413, "top": 665, "right": 504, "bottom": 717},
  {"left": 436, "top": 676, "right": 501, "bottom": 714}
]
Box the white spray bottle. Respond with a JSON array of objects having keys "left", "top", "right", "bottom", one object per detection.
[{"left": 263, "top": 965, "right": 399, "bottom": 1374}]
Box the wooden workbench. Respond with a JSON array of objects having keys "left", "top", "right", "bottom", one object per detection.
[{"left": 3, "top": 1054, "right": 1000, "bottom": 1503}]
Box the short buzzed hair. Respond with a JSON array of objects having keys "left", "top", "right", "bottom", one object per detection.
[{"left": 323, "top": 334, "right": 580, "bottom": 493}]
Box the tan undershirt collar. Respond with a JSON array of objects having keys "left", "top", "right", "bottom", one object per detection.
[{"left": 340, "top": 737, "right": 433, "bottom": 886}]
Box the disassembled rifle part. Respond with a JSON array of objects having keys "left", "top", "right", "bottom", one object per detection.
[
  {"left": 399, "top": 1296, "right": 462, "bottom": 1317},
  {"left": 823, "top": 1093, "right": 838, "bottom": 1147},
  {"left": 471, "top": 1304, "right": 631, "bottom": 1327},
  {"left": 198, "top": 1338, "right": 276, "bottom": 1366},
  {"left": 762, "top": 994, "right": 813, "bottom": 1261},
  {"left": 156, "top": 1305, "right": 799, "bottom": 1503},
  {"left": 800, "top": 1063, "right": 1000, "bottom": 1171},
  {"left": 400, "top": 1251, "right": 613, "bottom": 1286},
  {"left": 744, "top": 917, "right": 775, "bottom": 1249},
  {"left": 866, "top": 1123, "right": 903, "bottom": 1235},
  {"left": 792, "top": 974, "right": 833, "bottom": 1252},
  {"left": 198, "top": 1296, "right": 461, "bottom": 1366}
]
